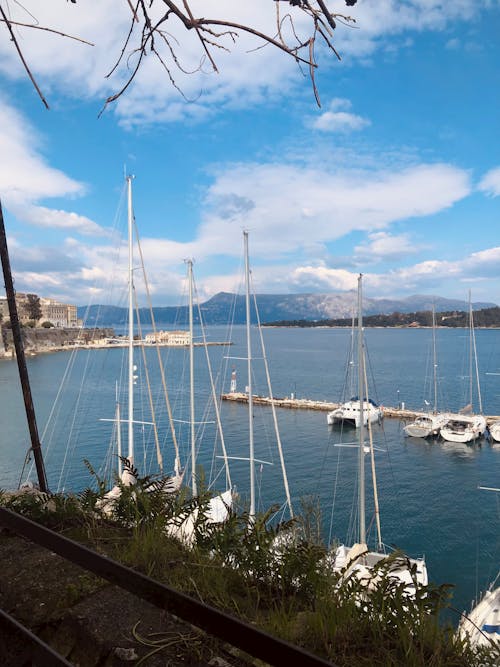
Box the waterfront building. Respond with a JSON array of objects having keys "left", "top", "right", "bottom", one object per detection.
[
  {"left": 144, "top": 330, "right": 190, "bottom": 345},
  {"left": 0, "top": 293, "right": 81, "bottom": 327}
]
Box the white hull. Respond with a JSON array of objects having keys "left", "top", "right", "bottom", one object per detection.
[
  {"left": 403, "top": 413, "right": 449, "bottom": 438},
  {"left": 327, "top": 399, "right": 383, "bottom": 428},
  {"left": 440, "top": 414, "right": 487, "bottom": 443},
  {"left": 459, "top": 584, "right": 500, "bottom": 647},
  {"left": 331, "top": 543, "right": 428, "bottom": 597},
  {"left": 489, "top": 420, "right": 500, "bottom": 442}
]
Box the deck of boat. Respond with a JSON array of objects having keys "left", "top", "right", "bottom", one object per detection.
[{"left": 220, "top": 392, "right": 500, "bottom": 424}]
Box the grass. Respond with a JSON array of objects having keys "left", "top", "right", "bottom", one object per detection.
[{"left": 1, "top": 470, "right": 499, "bottom": 667}]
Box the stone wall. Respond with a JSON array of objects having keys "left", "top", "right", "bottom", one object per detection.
[{"left": 0, "top": 327, "right": 115, "bottom": 356}]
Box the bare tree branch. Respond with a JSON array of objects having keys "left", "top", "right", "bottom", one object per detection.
[
  {"left": 1, "top": 1, "right": 358, "bottom": 111},
  {"left": 0, "top": 3, "right": 49, "bottom": 109}
]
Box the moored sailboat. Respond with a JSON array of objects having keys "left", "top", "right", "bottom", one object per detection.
[
  {"left": 441, "top": 294, "right": 486, "bottom": 444},
  {"left": 404, "top": 306, "right": 449, "bottom": 438},
  {"left": 459, "top": 485, "right": 500, "bottom": 648},
  {"left": 328, "top": 275, "right": 428, "bottom": 595}
]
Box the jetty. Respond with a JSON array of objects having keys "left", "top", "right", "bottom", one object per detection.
[{"left": 221, "top": 392, "right": 500, "bottom": 424}]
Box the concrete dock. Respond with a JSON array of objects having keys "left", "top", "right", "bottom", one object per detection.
[{"left": 220, "top": 392, "right": 500, "bottom": 424}]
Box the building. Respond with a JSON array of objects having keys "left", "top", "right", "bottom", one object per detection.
[
  {"left": 0, "top": 293, "right": 81, "bottom": 327},
  {"left": 144, "top": 330, "right": 190, "bottom": 345},
  {"left": 40, "top": 298, "right": 80, "bottom": 327}
]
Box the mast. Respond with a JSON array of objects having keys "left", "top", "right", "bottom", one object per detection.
[
  {"left": 432, "top": 304, "right": 438, "bottom": 414},
  {"left": 468, "top": 290, "right": 473, "bottom": 411},
  {"left": 187, "top": 259, "right": 197, "bottom": 496},
  {"left": 357, "top": 274, "right": 366, "bottom": 546},
  {"left": 244, "top": 231, "right": 255, "bottom": 521},
  {"left": 126, "top": 175, "right": 135, "bottom": 463},
  {"left": 0, "top": 199, "right": 49, "bottom": 492},
  {"left": 470, "top": 293, "right": 483, "bottom": 414}
]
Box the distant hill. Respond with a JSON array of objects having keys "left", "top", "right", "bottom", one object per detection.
[
  {"left": 267, "top": 306, "right": 500, "bottom": 329},
  {"left": 78, "top": 292, "right": 497, "bottom": 327}
]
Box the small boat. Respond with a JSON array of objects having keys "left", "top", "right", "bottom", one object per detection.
[
  {"left": 441, "top": 293, "right": 486, "bottom": 445},
  {"left": 328, "top": 275, "right": 428, "bottom": 596},
  {"left": 404, "top": 412, "right": 450, "bottom": 438},
  {"left": 404, "top": 306, "right": 448, "bottom": 439},
  {"left": 327, "top": 397, "right": 383, "bottom": 428},
  {"left": 459, "top": 580, "right": 500, "bottom": 647},
  {"left": 488, "top": 421, "right": 500, "bottom": 442},
  {"left": 459, "top": 486, "right": 499, "bottom": 647},
  {"left": 440, "top": 413, "right": 487, "bottom": 444}
]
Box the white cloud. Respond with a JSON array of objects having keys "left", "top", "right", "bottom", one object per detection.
[
  {"left": 309, "top": 98, "right": 371, "bottom": 133},
  {"left": 478, "top": 167, "right": 500, "bottom": 197},
  {"left": 0, "top": 1, "right": 493, "bottom": 125},
  {"left": 0, "top": 99, "right": 106, "bottom": 236},
  {"left": 355, "top": 231, "right": 423, "bottom": 262},
  {"left": 190, "top": 161, "right": 470, "bottom": 261}
]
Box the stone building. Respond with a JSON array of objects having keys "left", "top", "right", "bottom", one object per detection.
[{"left": 144, "top": 330, "right": 190, "bottom": 345}]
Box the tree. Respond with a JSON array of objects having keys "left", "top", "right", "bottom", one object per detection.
[
  {"left": 0, "top": 1, "right": 357, "bottom": 111},
  {"left": 25, "top": 293, "right": 42, "bottom": 322}
]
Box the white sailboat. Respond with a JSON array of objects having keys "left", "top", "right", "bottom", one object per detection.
[
  {"left": 327, "top": 309, "right": 383, "bottom": 429},
  {"left": 164, "top": 259, "right": 233, "bottom": 545},
  {"left": 459, "top": 485, "right": 500, "bottom": 647},
  {"left": 98, "top": 175, "right": 183, "bottom": 513},
  {"left": 404, "top": 306, "right": 449, "bottom": 438},
  {"left": 329, "top": 275, "right": 428, "bottom": 595},
  {"left": 488, "top": 421, "right": 500, "bottom": 443},
  {"left": 441, "top": 294, "right": 486, "bottom": 444}
]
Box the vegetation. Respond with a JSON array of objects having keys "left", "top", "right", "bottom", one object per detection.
[
  {"left": 1, "top": 465, "right": 498, "bottom": 667},
  {"left": 25, "top": 293, "right": 42, "bottom": 322},
  {"left": 41, "top": 321, "right": 54, "bottom": 328},
  {"left": 266, "top": 306, "right": 500, "bottom": 329}
]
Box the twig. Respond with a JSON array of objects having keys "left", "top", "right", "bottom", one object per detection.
[
  {"left": 0, "top": 4, "right": 49, "bottom": 108},
  {"left": 0, "top": 19, "right": 94, "bottom": 45}
]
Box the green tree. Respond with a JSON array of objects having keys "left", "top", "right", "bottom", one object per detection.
[{"left": 25, "top": 293, "right": 42, "bottom": 322}]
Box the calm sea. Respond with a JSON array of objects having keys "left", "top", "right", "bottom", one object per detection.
[{"left": 1, "top": 325, "right": 499, "bottom": 618}]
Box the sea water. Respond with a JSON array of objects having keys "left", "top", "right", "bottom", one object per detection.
[{"left": 0, "top": 325, "right": 499, "bottom": 618}]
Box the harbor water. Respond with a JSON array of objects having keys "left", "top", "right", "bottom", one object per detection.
[{"left": 0, "top": 325, "right": 499, "bottom": 619}]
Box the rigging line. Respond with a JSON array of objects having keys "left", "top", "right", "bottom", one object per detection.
[
  {"left": 251, "top": 274, "right": 293, "bottom": 519},
  {"left": 56, "top": 346, "right": 96, "bottom": 493},
  {"left": 134, "top": 289, "right": 163, "bottom": 473},
  {"left": 364, "top": 351, "right": 382, "bottom": 551},
  {"left": 134, "top": 218, "right": 180, "bottom": 473},
  {"left": 193, "top": 275, "right": 232, "bottom": 491}
]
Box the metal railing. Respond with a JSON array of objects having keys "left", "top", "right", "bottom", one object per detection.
[{"left": 0, "top": 507, "right": 336, "bottom": 667}]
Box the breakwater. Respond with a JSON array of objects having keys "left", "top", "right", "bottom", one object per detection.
[{"left": 221, "top": 392, "right": 500, "bottom": 424}]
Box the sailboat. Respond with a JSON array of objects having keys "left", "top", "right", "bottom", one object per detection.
[
  {"left": 458, "top": 485, "right": 500, "bottom": 647},
  {"left": 164, "top": 259, "right": 233, "bottom": 545},
  {"left": 404, "top": 306, "right": 449, "bottom": 438},
  {"left": 98, "top": 175, "right": 183, "bottom": 512},
  {"left": 441, "top": 294, "right": 486, "bottom": 444},
  {"left": 327, "top": 309, "right": 383, "bottom": 429},
  {"left": 329, "top": 275, "right": 428, "bottom": 594}
]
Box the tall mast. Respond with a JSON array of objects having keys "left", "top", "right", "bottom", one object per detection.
[
  {"left": 357, "top": 274, "right": 366, "bottom": 546},
  {"left": 432, "top": 304, "right": 438, "bottom": 414},
  {"left": 126, "top": 176, "right": 135, "bottom": 463},
  {"left": 0, "top": 200, "right": 49, "bottom": 492},
  {"left": 244, "top": 231, "right": 255, "bottom": 521},
  {"left": 187, "top": 259, "right": 197, "bottom": 496},
  {"left": 468, "top": 290, "right": 473, "bottom": 410}
]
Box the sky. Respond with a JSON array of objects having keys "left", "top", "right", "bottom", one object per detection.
[{"left": 0, "top": 0, "right": 499, "bottom": 308}]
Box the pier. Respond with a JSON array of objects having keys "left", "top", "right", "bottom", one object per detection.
[{"left": 221, "top": 392, "right": 500, "bottom": 424}]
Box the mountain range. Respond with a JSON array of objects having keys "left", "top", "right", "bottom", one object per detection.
[{"left": 78, "top": 292, "right": 497, "bottom": 327}]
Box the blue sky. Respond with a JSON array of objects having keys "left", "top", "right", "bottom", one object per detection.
[{"left": 0, "top": 1, "right": 499, "bottom": 307}]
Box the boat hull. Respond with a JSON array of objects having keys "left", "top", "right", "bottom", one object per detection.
[
  {"left": 330, "top": 543, "right": 428, "bottom": 596},
  {"left": 459, "top": 585, "right": 500, "bottom": 647},
  {"left": 440, "top": 414, "right": 487, "bottom": 443},
  {"left": 327, "top": 400, "right": 383, "bottom": 428},
  {"left": 403, "top": 413, "right": 449, "bottom": 438}
]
